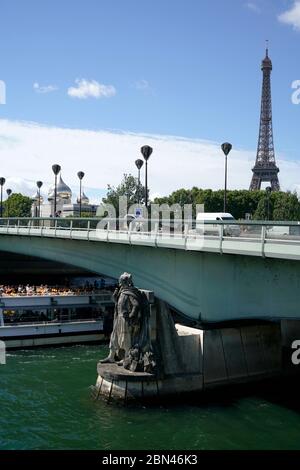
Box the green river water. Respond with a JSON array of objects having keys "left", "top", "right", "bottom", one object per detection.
[{"left": 1, "top": 345, "right": 300, "bottom": 450}]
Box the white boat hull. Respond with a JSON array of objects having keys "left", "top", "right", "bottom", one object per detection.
[{"left": 0, "top": 320, "right": 104, "bottom": 349}]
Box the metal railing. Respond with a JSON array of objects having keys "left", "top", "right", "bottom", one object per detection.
[{"left": 0, "top": 217, "right": 300, "bottom": 258}]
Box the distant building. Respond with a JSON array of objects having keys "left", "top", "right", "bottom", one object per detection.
[{"left": 31, "top": 174, "right": 99, "bottom": 217}]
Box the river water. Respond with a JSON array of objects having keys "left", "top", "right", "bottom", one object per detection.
[{"left": 1, "top": 345, "right": 300, "bottom": 450}]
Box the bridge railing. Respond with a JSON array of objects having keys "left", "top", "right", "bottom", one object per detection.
[
  {"left": 0, "top": 217, "right": 299, "bottom": 235},
  {"left": 0, "top": 218, "right": 300, "bottom": 257}
]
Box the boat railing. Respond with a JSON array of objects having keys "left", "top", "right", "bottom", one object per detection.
[{"left": 2, "top": 316, "right": 104, "bottom": 327}]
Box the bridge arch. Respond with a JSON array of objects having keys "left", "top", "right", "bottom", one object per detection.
[{"left": 0, "top": 233, "right": 300, "bottom": 322}]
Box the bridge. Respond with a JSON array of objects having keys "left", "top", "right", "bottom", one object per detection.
[{"left": 0, "top": 217, "right": 300, "bottom": 323}]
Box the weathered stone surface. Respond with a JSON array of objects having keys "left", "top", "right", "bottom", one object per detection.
[
  {"left": 221, "top": 328, "right": 248, "bottom": 380},
  {"left": 97, "top": 363, "right": 155, "bottom": 382},
  {"left": 158, "top": 374, "right": 204, "bottom": 395},
  {"left": 241, "top": 326, "right": 266, "bottom": 375},
  {"left": 176, "top": 324, "right": 203, "bottom": 374},
  {"left": 281, "top": 320, "right": 300, "bottom": 348},
  {"left": 259, "top": 324, "right": 282, "bottom": 372},
  {"left": 156, "top": 300, "right": 185, "bottom": 376},
  {"left": 95, "top": 301, "right": 284, "bottom": 403},
  {"left": 203, "top": 329, "right": 228, "bottom": 385}
]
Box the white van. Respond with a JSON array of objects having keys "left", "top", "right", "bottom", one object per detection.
[{"left": 196, "top": 213, "right": 240, "bottom": 236}]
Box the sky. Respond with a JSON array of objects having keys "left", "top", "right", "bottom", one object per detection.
[{"left": 0, "top": 0, "right": 300, "bottom": 202}]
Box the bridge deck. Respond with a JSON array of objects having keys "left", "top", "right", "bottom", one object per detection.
[{"left": 0, "top": 221, "right": 300, "bottom": 261}]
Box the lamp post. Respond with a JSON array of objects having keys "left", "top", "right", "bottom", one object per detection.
[
  {"left": 221, "top": 142, "right": 232, "bottom": 212},
  {"left": 52, "top": 164, "right": 61, "bottom": 217},
  {"left": 135, "top": 159, "right": 144, "bottom": 205},
  {"left": 140, "top": 145, "right": 153, "bottom": 208},
  {"left": 6, "top": 189, "right": 12, "bottom": 218},
  {"left": 77, "top": 171, "right": 85, "bottom": 217},
  {"left": 36, "top": 181, "right": 43, "bottom": 218},
  {"left": 266, "top": 186, "right": 272, "bottom": 221},
  {"left": 0, "top": 177, "right": 6, "bottom": 218}
]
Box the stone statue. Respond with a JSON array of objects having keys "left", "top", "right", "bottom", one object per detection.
[{"left": 100, "top": 272, "right": 156, "bottom": 373}]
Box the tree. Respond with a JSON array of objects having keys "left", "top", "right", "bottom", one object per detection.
[
  {"left": 272, "top": 191, "right": 300, "bottom": 221},
  {"left": 154, "top": 187, "right": 300, "bottom": 221},
  {"left": 155, "top": 188, "right": 259, "bottom": 219},
  {"left": 253, "top": 195, "right": 273, "bottom": 220},
  {"left": 2, "top": 193, "right": 32, "bottom": 217},
  {"left": 253, "top": 191, "right": 300, "bottom": 221},
  {"left": 102, "top": 174, "right": 147, "bottom": 211}
]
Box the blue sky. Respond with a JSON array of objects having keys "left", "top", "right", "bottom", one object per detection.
[{"left": 0, "top": 0, "right": 300, "bottom": 199}]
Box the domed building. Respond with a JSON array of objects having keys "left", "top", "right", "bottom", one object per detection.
[
  {"left": 32, "top": 173, "right": 98, "bottom": 217},
  {"left": 47, "top": 175, "right": 72, "bottom": 204},
  {"left": 56, "top": 175, "right": 72, "bottom": 203},
  {"left": 77, "top": 191, "right": 89, "bottom": 205},
  {"left": 31, "top": 190, "right": 44, "bottom": 217}
]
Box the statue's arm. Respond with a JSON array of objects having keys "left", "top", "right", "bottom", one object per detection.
[{"left": 112, "top": 288, "right": 119, "bottom": 303}]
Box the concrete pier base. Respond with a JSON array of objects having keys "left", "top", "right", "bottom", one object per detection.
[
  {"left": 94, "top": 320, "right": 283, "bottom": 403},
  {"left": 200, "top": 323, "right": 281, "bottom": 387},
  {"left": 95, "top": 363, "right": 204, "bottom": 402}
]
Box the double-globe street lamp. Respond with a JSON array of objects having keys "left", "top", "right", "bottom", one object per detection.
[
  {"left": 52, "top": 164, "right": 61, "bottom": 217},
  {"left": 0, "top": 177, "right": 6, "bottom": 218},
  {"left": 221, "top": 142, "right": 232, "bottom": 213},
  {"left": 6, "top": 188, "right": 12, "bottom": 217},
  {"left": 135, "top": 159, "right": 144, "bottom": 205},
  {"left": 140, "top": 145, "right": 153, "bottom": 208},
  {"left": 36, "top": 181, "right": 43, "bottom": 218},
  {"left": 77, "top": 171, "right": 85, "bottom": 217}
]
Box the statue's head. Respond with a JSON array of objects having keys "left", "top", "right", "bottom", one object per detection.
[{"left": 119, "top": 272, "right": 133, "bottom": 288}]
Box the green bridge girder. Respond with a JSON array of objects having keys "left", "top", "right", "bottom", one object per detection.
[{"left": 0, "top": 233, "right": 299, "bottom": 322}]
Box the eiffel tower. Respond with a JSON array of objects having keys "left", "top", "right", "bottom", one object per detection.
[{"left": 250, "top": 45, "right": 280, "bottom": 191}]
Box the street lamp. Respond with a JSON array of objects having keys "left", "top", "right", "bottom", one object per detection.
[
  {"left": 77, "top": 171, "right": 85, "bottom": 217},
  {"left": 6, "top": 189, "right": 12, "bottom": 218},
  {"left": 36, "top": 181, "right": 43, "bottom": 218},
  {"left": 135, "top": 159, "right": 144, "bottom": 205},
  {"left": 221, "top": 142, "right": 232, "bottom": 212},
  {"left": 140, "top": 145, "right": 153, "bottom": 208},
  {"left": 52, "top": 164, "right": 61, "bottom": 217},
  {"left": 0, "top": 177, "right": 6, "bottom": 218},
  {"left": 265, "top": 186, "right": 272, "bottom": 221}
]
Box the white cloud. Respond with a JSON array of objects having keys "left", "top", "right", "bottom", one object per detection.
[
  {"left": 67, "top": 79, "right": 116, "bottom": 99},
  {"left": 135, "top": 79, "right": 150, "bottom": 90},
  {"left": 0, "top": 119, "right": 299, "bottom": 204},
  {"left": 33, "top": 82, "right": 58, "bottom": 94},
  {"left": 245, "top": 2, "right": 261, "bottom": 14},
  {"left": 1, "top": 177, "right": 36, "bottom": 196},
  {"left": 134, "top": 79, "right": 155, "bottom": 96},
  {"left": 278, "top": 1, "right": 300, "bottom": 30}
]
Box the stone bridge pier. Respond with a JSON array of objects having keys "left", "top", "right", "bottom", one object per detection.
[{"left": 94, "top": 297, "right": 300, "bottom": 403}]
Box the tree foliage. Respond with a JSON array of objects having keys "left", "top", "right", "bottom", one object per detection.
[
  {"left": 272, "top": 191, "right": 300, "bottom": 221},
  {"left": 2, "top": 193, "right": 32, "bottom": 217},
  {"left": 102, "top": 173, "right": 147, "bottom": 211},
  {"left": 102, "top": 173, "right": 300, "bottom": 221},
  {"left": 154, "top": 188, "right": 300, "bottom": 221}
]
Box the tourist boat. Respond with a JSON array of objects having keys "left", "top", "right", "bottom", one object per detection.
[{"left": 0, "top": 291, "right": 113, "bottom": 349}]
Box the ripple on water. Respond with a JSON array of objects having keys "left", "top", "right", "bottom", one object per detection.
[{"left": 2, "top": 345, "right": 300, "bottom": 450}]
